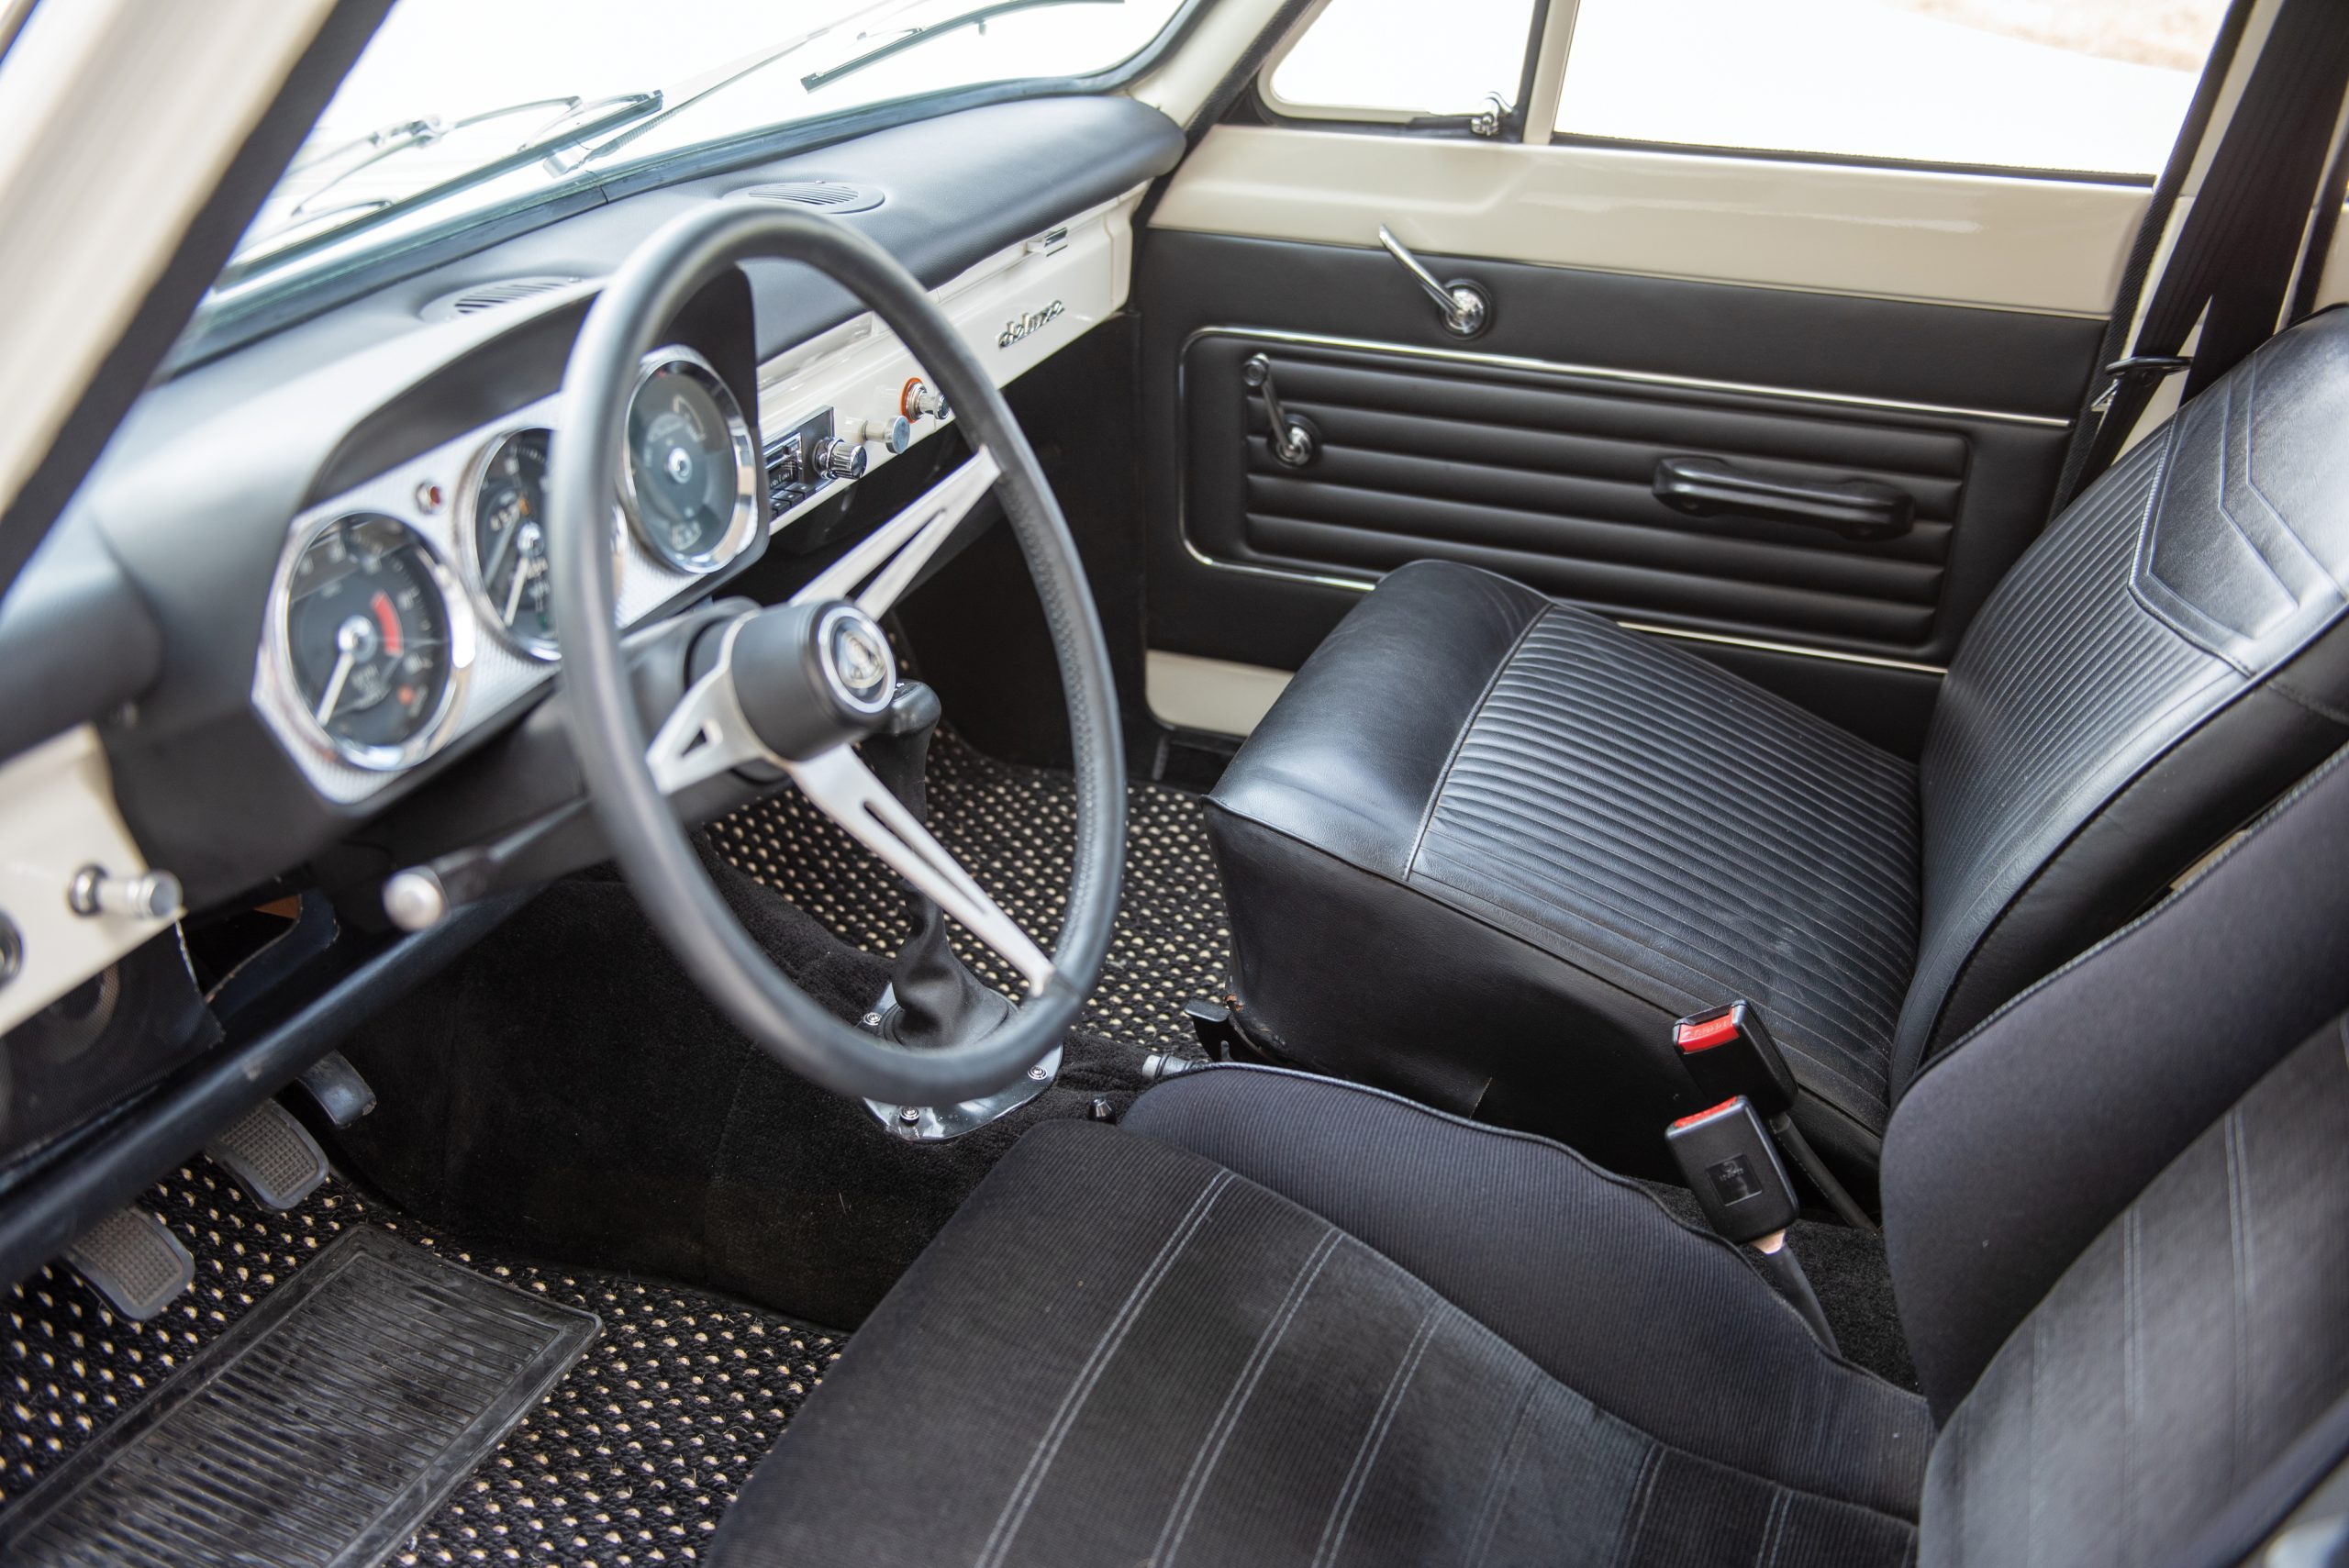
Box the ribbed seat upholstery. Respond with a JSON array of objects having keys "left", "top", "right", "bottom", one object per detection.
[
  {"left": 710, "top": 747, "right": 2349, "bottom": 1568},
  {"left": 1414, "top": 602, "right": 1918, "bottom": 1136},
  {"left": 1205, "top": 308, "right": 2349, "bottom": 1175}
]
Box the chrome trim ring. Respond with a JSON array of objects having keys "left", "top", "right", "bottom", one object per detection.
[
  {"left": 618, "top": 345, "right": 763, "bottom": 576},
  {"left": 268, "top": 511, "right": 476, "bottom": 773},
  {"left": 455, "top": 426, "right": 561, "bottom": 661},
  {"left": 455, "top": 425, "right": 631, "bottom": 661}
]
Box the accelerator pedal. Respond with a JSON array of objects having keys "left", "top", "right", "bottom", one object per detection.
[
  {"left": 0, "top": 1227, "right": 598, "bottom": 1567},
  {"left": 296, "top": 1050, "right": 377, "bottom": 1127},
  {"left": 204, "top": 1096, "right": 328, "bottom": 1211},
  {"left": 62, "top": 1207, "right": 194, "bottom": 1321}
]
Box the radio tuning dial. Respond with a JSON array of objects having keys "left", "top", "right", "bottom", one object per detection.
[{"left": 813, "top": 434, "right": 869, "bottom": 480}]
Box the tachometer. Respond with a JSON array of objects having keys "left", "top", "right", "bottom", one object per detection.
[
  {"left": 279, "top": 513, "right": 469, "bottom": 769},
  {"left": 620, "top": 350, "right": 758, "bottom": 574},
  {"left": 462, "top": 427, "right": 559, "bottom": 656}
]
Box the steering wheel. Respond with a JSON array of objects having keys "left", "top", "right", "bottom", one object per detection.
[{"left": 546, "top": 203, "right": 1125, "bottom": 1106}]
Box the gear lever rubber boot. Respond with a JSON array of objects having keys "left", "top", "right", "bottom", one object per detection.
[{"left": 858, "top": 681, "right": 1015, "bottom": 1049}]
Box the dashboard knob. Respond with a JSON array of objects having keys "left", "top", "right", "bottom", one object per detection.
[
  {"left": 814, "top": 435, "right": 868, "bottom": 480},
  {"left": 881, "top": 415, "right": 914, "bottom": 455},
  {"left": 68, "top": 864, "right": 184, "bottom": 921},
  {"left": 901, "top": 378, "right": 947, "bottom": 420}
]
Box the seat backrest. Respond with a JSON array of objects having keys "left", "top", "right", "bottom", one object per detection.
[
  {"left": 1894, "top": 309, "right": 2349, "bottom": 1104},
  {"left": 1887, "top": 746, "right": 2349, "bottom": 1565}
]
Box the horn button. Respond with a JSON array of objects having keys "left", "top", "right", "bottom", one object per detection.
[{"left": 726, "top": 599, "right": 898, "bottom": 761}]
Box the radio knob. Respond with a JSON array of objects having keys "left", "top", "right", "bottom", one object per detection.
[{"left": 813, "top": 435, "right": 868, "bottom": 480}]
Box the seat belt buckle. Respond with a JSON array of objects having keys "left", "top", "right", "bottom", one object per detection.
[
  {"left": 1672, "top": 1000, "right": 1797, "bottom": 1119},
  {"left": 1665, "top": 1096, "right": 1800, "bottom": 1245}
]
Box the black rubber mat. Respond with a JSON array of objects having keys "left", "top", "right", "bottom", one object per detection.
[
  {"left": 4, "top": 1164, "right": 847, "bottom": 1566},
  {"left": 712, "top": 730, "right": 1233, "bottom": 1049},
  {"left": 0, "top": 1225, "right": 595, "bottom": 1566}
]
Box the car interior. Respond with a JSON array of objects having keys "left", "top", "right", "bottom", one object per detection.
[{"left": 1, "top": 0, "right": 2347, "bottom": 1562}]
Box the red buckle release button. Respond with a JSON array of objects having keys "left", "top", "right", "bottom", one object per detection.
[
  {"left": 1670, "top": 1097, "right": 1743, "bottom": 1129},
  {"left": 1675, "top": 1012, "right": 1742, "bottom": 1053}
]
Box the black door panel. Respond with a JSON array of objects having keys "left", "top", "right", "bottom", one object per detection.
[
  {"left": 1141, "top": 231, "right": 2102, "bottom": 753},
  {"left": 1187, "top": 332, "right": 2003, "bottom": 650}
]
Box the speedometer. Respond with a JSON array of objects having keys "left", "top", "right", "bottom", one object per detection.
[
  {"left": 620, "top": 350, "right": 758, "bottom": 574},
  {"left": 279, "top": 513, "right": 470, "bottom": 769}
]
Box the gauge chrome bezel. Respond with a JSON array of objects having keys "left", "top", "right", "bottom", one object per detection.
[
  {"left": 618, "top": 346, "right": 762, "bottom": 576},
  {"left": 270, "top": 510, "right": 476, "bottom": 772},
  {"left": 456, "top": 425, "right": 630, "bottom": 662},
  {"left": 457, "top": 427, "right": 562, "bottom": 661}
]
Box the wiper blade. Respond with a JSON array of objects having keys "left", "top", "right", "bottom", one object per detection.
[
  {"left": 799, "top": 0, "right": 1122, "bottom": 92},
  {"left": 227, "top": 92, "right": 664, "bottom": 281},
  {"left": 571, "top": 2, "right": 924, "bottom": 172}
]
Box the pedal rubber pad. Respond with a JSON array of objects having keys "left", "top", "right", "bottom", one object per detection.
[
  {"left": 205, "top": 1097, "right": 328, "bottom": 1211},
  {"left": 296, "top": 1050, "right": 377, "bottom": 1128},
  {"left": 64, "top": 1208, "right": 194, "bottom": 1321}
]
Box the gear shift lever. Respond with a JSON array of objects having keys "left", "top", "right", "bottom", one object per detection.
[{"left": 859, "top": 682, "right": 1015, "bottom": 1049}]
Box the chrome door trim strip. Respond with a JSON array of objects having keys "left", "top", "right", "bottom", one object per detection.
[
  {"left": 1615, "top": 620, "right": 1947, "bottom": 674},
  {"left": 1184, "top": 326, "right": 2074, "bottom": 429},
  {"left": 1175, "top": 539, "right": 1948, "bottom": 675}
]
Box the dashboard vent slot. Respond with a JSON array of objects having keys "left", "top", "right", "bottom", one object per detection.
[
  {"left": 420, "top": 275, "right": 584, "bottom": 322},
  {"left": 738, "top": 180, "right": 885, "bottom": 215}
]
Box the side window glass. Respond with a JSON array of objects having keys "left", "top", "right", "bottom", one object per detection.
[
  {"left": 1265, "top": 0, "right": 1540, "bottom": 121},
  {"left": 1552, "top": 0, "right": 2232, "bottom": 176}
]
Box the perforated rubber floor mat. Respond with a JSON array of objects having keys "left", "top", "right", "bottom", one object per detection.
[
  {"left": 3, "top": 1164, "right": 845, "bottom": 1566},
  {"left": 711, "top": 732, "right": 1232, "bottom": 1049},
  {"left": 1, "top": 1226, "right": 594, "bottom": 1566}
]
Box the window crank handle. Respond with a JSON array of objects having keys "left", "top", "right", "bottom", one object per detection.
[
  {"left": 1376, "top": 226, "right": 1491, "bottom": 339},
  {"left": 1242, "top": 353, "right": 1316, "bottom": 468}
]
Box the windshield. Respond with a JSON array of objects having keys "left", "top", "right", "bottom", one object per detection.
[{"left": 225, "top": 0, "right": 1186, "bottom": 295}]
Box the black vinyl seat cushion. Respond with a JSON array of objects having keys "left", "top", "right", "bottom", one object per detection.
[
  {"left": 1208, "top": 564, "right": 1919, "bottom": 1173},
  {"left": 1207, "top": 310, "right": 2349, "bottom": 1177},
  {"left": 710, "top": 745, "right": 2349, "bottom": 1568},
  {"left": 709, "top": 1068, "right": 1929, "bottom": 1568}
]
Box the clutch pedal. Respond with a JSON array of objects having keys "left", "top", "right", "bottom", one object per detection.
[{"left": 64, "top": 1207, "right": 194, "bottom": 1321}]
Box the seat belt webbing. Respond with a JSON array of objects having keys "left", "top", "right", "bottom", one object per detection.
[{"left": 2052, "top": 0, "right": 2349, "bottom": 514}]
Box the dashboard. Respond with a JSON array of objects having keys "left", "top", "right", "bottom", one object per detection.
[{"left": 0, "top": 94, "right": 1184, "bottom": 1047}]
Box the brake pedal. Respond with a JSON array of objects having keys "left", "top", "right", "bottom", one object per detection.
[
  {"left": 205, "top": 1097, "right": 328, "bottom": 1211},
  {"left": 64, "top": 1207, "right": 194, "bottom": 1321}
]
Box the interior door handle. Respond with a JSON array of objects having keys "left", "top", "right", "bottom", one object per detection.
[
  {"left": 1653, "top": 456, "right": 1914, "bottom": 541},
  {"left": 1376, "top": 227, "right": 1490, "bottom": 339}
]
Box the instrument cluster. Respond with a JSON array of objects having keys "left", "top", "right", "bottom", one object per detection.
[{"left": 255, "top": 346, "right": 761, "bottom": 801}]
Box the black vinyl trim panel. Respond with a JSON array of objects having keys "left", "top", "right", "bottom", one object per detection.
[{"left": 1140, "top": 230, "right": 2106, "bottom": 751}]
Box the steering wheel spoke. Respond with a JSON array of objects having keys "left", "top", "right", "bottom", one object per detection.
[
  {"left": 644, "top": 615, "right": 783, "bottom": 795},
  {"left": 551, "top": 202, "right": 1119, "bottom": 1107},
  {"left": 786, "top": 742, "right": 1057, "bottom": 996},
  {"left": 790, "top": 449, "right": 1000, "bottom": 617}
]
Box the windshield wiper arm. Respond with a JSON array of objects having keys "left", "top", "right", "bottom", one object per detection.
[
  {"left": 227, "top": 92, "right": 664, "bottom": 282},
  {"left": 798, "top": 0, "right": 1122, "bottom": 92}
]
